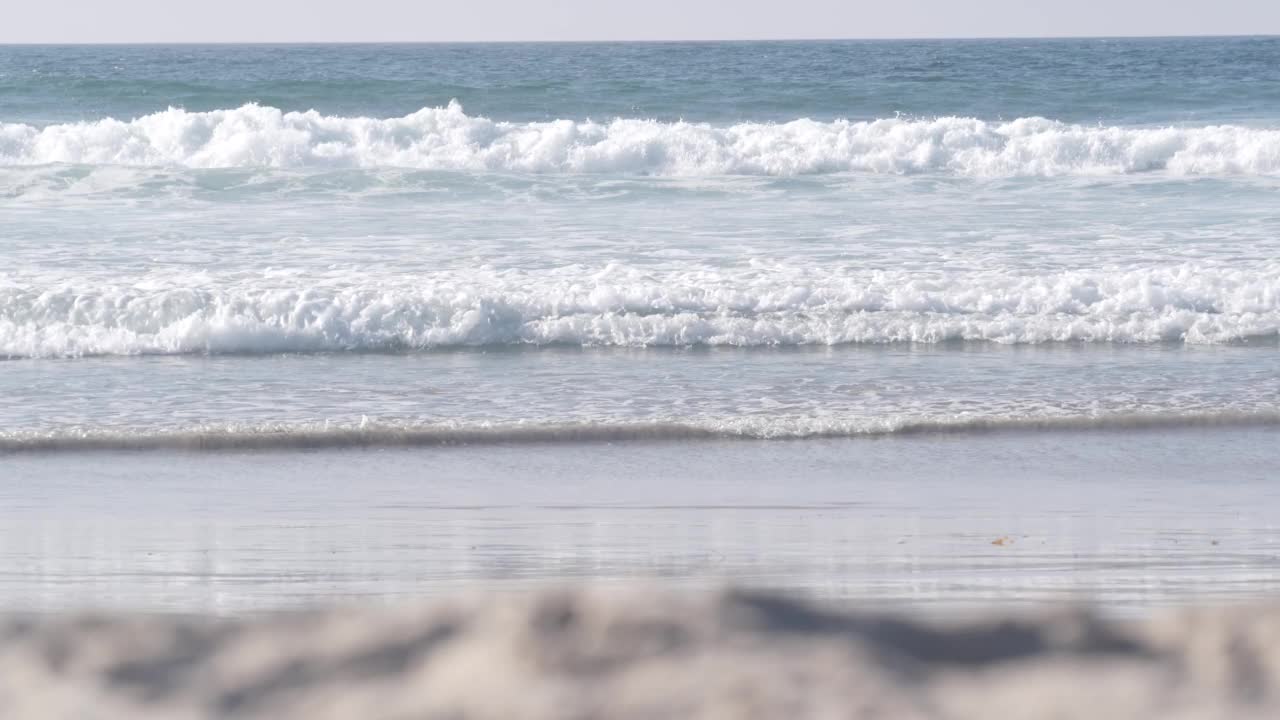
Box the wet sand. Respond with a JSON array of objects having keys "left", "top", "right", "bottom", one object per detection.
[
  {"left": 3, "top": 427, "right": 1279, "bottom": 614},
  {"left": 3, "top": 428, "right": 1279, "bottom": 717}
]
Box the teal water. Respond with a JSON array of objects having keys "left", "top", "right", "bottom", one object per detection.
[
  {"left": 3, "top": 39, "right": 1280, "bottom": 613},
  {"left": 5, "top": 38, "right": 1280, "bottom": 124},
  {"left": 1, "top": 38, "right": 1278, "bottom": 445}
]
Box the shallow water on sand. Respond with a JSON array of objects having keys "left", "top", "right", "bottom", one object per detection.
[{"left": 3, "top": 427, "right": 1278, "bottom": 615}]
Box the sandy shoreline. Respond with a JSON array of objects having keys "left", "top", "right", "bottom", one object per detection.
[
  {"left": 8, "top": 432, "right": 1280, "bottom": 615},
  {"left": 3, "top": 588, "right": 1279, "bottom": 719}
]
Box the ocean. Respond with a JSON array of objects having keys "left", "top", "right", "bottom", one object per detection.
[{"left": 2, "top": 38, "right": 1279, "bottom": 612}]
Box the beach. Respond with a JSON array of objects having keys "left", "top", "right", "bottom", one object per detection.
[
  {"left": 4, "top": 426, "right": 1279, "bottom": 614},
  {"left": 4, "top": 37, "right": 1280, "bottom": 717},
  {"left": 5, "top": 587, "right": 1280, "bottom": 719}
]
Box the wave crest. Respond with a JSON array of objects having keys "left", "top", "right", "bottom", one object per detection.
[
  {"left": 4, "top": 411, "right": 1279, "bottom": 453},
  {"left": 3, "top": 264, "right": 1279, "bottom": 358},
  {"left": 4, "top": 103, "right": 1280, "bottom": 176}
]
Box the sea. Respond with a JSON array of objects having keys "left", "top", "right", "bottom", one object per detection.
[{"left": 2, "top": 38, "right": 1279, "bottom": 613}]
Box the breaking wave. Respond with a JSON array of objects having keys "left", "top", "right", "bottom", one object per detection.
[
  {"left": 4, "top": 103, "right": 1280, "bottom": 176},
  {"left": 4, "top": 411, "right": 1279, "bottom": 453},
  {"left": 3, "top": 263, "right": 1280, "bottom": 358}
]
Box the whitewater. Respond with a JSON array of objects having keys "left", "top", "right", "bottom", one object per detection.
[
  {"left": 4, "top": 102, "right": 1280, "bottom": 176},
  {"left": 7, "top": 408, "right": 1280, "bottom": 454},
  {"left": 3, "top": 38, "right": 1280, "bottom": 451},
  {"left": 3, "top": 263, "right": 1280, "bottom": 358},
  {"left": 11, "top": 38, "right": 1280, "bottom": 634}
]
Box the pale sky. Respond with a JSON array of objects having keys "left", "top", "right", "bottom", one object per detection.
[{"left": 5, "top": 0, "right": 1280, "bottom": 43}]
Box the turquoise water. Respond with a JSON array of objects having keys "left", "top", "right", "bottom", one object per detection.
[
  {"left": 5, "top": 38, "right": 1280, "bottom": 125},
  {"left": 4, "top": 38, "right": 1280, "bottom": 613},
  {"left": 1, "top": 38, "right": 1279, "bottom": 445}
]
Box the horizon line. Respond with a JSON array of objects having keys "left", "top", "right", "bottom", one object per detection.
[{"left": 1, "top": 33, "right": 1278, "bottom": 46}]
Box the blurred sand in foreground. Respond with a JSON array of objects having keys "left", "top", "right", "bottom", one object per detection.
[{"left": 3, "top": 588, "right": 1279, "bottom": 719}]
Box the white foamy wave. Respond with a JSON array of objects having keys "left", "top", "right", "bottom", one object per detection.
[
  {"left": 3, "top": 263, "right": 1279, "bottom": 357},
  {"left": 3, "top": 103, "right": 1280, "bottom": 176},
  {"left": 2, "top": 411, "right": 1278, "bottom": 453}
]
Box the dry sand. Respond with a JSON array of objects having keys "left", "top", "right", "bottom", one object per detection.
[{"left": 3, "top": 588, "right": 1279, "bottom": 719}]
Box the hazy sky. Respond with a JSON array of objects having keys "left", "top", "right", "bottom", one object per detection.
[{"left": 6, "top": 1, "right": 1280, "bottom": 43}]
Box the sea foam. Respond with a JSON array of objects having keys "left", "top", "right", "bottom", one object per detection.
[
  {"left": 3, "top": 103, "right": 1280, "bottom": 176},
  {"left": 3, "top": 410, "right": 1278, "bottom": 453},
  {"left": 3, "top": 263, "right": 1278, "bottom": 358}
]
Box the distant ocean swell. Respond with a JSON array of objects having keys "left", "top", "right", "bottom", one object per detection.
[
  {"left": 4, "top": 411, "right": 1279, "bottom": 453},
  {"left": 3, "top": 263, "right": 1280, "bottom": 357},
  {"left": 4, "top": 102, "right": 1280, "bottom": 176}
]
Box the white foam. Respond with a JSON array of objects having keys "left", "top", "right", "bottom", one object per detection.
[
  {"left": 2, "top": 410, "right": 1277, "bottom": 453},
  {"left": 4, "top": 103, "right": 1280, "bottom": 176},
  {"left": 2, "top": 263, "right": 1279, "bottom": 357}
]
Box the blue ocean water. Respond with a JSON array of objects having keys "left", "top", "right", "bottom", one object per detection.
[
  {"left": 2, "top": 38, "right": 1280, "bottom": 448},
  {"left": 5, "top": 38, "right": 1280, "bottom": 125}
]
